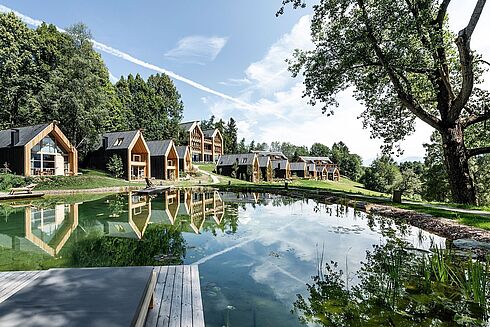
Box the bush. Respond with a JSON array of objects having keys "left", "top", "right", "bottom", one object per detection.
[
  {"left": 106, "top": 155, "right": 124, "bottom": 178},
  {"left": 0, "top": 173, "right": 26, "bottom": 191}
]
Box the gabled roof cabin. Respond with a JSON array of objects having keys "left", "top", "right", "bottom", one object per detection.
[
  {"left": 85, "top": 130, "right": 150, "bottom": 181},
  {"left": 180, "top": 121, "right": 204, "bottom": 162},
  {"left": 216, "top": 153, "right": 260, "bottom": 182},
  {"left": 176, "top": 146, "right": 192, "bottom": 173},
  {"left": 290, "top": 162, "right": 308, "bottom": 178},
  {"left": 272, "top": 159, "right": 291, "bottom": 179},
  {"left": 202, "top": 129, "right": 224, "bottom": 162},
  {"left": 0, "top": 122, "right": 78, "bottom": 176},
  {"left": 147, "top": 140, "right": 179, "bottom": 180},
  {"left": 258, "top": 156, "right": 273, "bottom": 182}
]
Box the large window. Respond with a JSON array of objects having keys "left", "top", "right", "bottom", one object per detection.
[{"left": 30, "top": 135, "right": 68, "bottom": 176}]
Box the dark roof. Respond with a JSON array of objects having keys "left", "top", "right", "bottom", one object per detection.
[
  {"left": 99, "top": 130, "right": 139, "bottom": 150},
  {"left": 327, "top": 167, "right": 339, "bottom": 173},
  {"left": 147, "top": 140, "right": 172, "bottom": 156},
  {"left": 202, "top": 129, "right": 217, "bottom": 138},
  {"left": 217, "top": 153, "right": 256, "bottom": 167},
  {"left": 179, "top": 121, "right": 199, "bottom": 132},
  {"left": 300, "top": 156, "right": 333, "bottom": 164},
  {"left": 316, "top": 166, "right": 326, "bottom": 173},
  {"left": 290, "top": 162, "right": 306, "bottom": 171},
  {"left": 258, "top": 156, "right": 270, "bottom": 168},
  {"left": 252, "top": 151, "right": 288, "bottom": 160},
  {"left": 308, "top": 164, "right": 316, "bottom": 172},
  {"left": 0, "top": 123, "right": 50, "bottom": 148},
  {"left": 272, "top": 159, "right": 289, "bottom": 170},
  {"left": 176, "top": 145, "right": 189, "bottom": 158}
]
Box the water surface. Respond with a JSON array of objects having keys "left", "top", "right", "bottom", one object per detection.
[{"left": 0, "top": 190, "right": 447, "bottom": 326}]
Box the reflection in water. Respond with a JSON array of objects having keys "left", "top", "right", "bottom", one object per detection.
[{"left": 0, "top": 190, "right": 476, "bottom": 326}]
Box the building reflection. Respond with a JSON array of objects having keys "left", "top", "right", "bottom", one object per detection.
[
  {"left": 0, "top": 189, "right": 230, "bottom": 257},
  {"left": 0, "top": 203, "right": 79, "bottom": 257}
]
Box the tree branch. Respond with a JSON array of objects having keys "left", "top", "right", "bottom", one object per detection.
[
  {"left": 356, "top": 0, "right": 442, "bottom": 130},
  {"left": 468, "top": 146, "right": 490, "bottom": 157},
  {"left": 462, "top": 106, "right": 490, "bottom": 127},
  {"left": 450, "top": 0, "right": 486, "bottom": 121},
  {"left": 436, "top": 0, "right": 451, "bottom": 27}
]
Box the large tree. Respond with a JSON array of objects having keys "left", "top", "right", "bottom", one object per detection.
[{"left": 281, "top": 0, "right": 490, "bottom": 204}]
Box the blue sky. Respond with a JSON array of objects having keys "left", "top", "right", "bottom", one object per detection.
[{"left": 1, "top": 1, "right": 489, "bottom": 163}]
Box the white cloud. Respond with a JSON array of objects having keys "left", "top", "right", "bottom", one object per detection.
[
  {"left": 164, "top": 36, "right": 228, "bottom": 64},
  {"left": 0, "top": 5, "right": 267, "bottom": 116},
  {"left": 219, "top": 78, "right": 252, "bottom": 86},
  {"left": 245, "top": 15, "right": 313, "bottom": 94}
]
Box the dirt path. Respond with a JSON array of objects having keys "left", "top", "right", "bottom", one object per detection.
[{"left": 196, "top": 167, "right": 220, "bottom": 184}]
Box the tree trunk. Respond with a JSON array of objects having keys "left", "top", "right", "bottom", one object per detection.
[{"left": 440, "top": 123, "right": 477, "bottom": 205}]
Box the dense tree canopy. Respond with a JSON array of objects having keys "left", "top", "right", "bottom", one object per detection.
[
  {"left": 281, "top": 0, "right": 490, "bottom": 204},
  {"left": 0, "top": 13, "right": 185, "bottom": 157}
]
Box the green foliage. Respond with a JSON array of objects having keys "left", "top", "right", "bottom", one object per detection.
[
  {"left": 69, "top": 224, "right": 186, "bottom": 267},
  {"left": 330, "top": 142, "right": 363, "bottom": 181},
  {"left": 310, "top": 143, "right": 330, "bottom": 157},
  {"left": 398, "top": 168, "right": 422, "bottom": 199},
  {"left": 230, "top": 160, "right": 239, "bottom": 179},
  {"left": 294, "top": 239, "right": 490, "bottom": 326},
  {"left": 106, "top": 154, "right": 124, "bottom": 178},
  {"left": 0, "top": 174, "right": 26, "bottom": 191},
  {"left": 361, "top": 155, "right": 401, "bottom": 193}
]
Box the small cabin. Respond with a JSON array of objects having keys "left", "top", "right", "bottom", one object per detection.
[
  {"left": 216, "top": 153, "right": 260, "bottom": 182},
  {"left": 147, "top": 140, "right": 179, "bottom": 180},
  {"left": 272, "top": 159, "right": 291, "bottom": 179},
  {"left": 0, "top": 122, "right": 78, "bottom": 176},
  {"left": 327, "top": 166, "right": 340, "bottom": 181},
  {"left": 290, "top": 162, "right": 308, "bottom": 178},
  {"left": 307, "top": 164, "right": 317, "bottom": 179},
  {"left": 176, "top": 146, "right": 192, "bottom": 173},
  {"left": 258, "top": 156, "right": 273, "bottom": 182},
  {"left": 85, "top": 130, "right": 150, "bottom": 181},
  {"left": 316, "top": 165, "right": 327, "bottom": 180}
]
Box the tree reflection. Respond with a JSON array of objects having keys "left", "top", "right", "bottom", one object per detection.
[
  {"left": 68, "top": 224, "right": 186, "bottom": 267},
  {"left": 294, "top": 239, "right": 489, "bottom": 326}
]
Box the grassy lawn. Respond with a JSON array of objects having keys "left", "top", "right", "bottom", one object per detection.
[{"left": 289, "top": 178, "right": 388, "bottom": 198}]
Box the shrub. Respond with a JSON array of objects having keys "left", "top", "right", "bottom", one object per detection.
[
  {"left": 0, "top": 173, "right": 26, "bottom": 191},
  {"left": 106, "top": 155, "right": 124, "bottom": 178}
]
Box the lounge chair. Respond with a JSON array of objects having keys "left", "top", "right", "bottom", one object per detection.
[{"left": 9, "top": 183, "right": 37, "bottom": 195}]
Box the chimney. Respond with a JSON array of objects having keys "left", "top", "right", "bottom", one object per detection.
[
  {"left": 102, "top": 136, "right": 108, "bottom": 149},
  {"left": 10, "top": 129, "right": 19, "bottom": 146}
]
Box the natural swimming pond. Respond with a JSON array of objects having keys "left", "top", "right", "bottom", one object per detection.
[{"left": 0, "top": 189, "right": 488, "bottom": 326}]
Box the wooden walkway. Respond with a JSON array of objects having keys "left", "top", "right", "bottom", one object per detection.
[{"left": 0, "top": 266, "right": 204, "bottom": 327}]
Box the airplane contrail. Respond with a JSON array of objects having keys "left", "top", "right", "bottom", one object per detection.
[{"left": 0, "top": 4, "right": 271, "bottom": 115}]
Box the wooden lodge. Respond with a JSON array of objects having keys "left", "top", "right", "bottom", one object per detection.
[
  {"left": 85, "top": 130, "right": 150, "bottom": 181},
  {"left": 253, "top": 151, "right": 291, "bottom": 180},
  {"left": 0, "top": 122, "right": 78, "bottom": 177},
  {"left": 258, "top": 156, "right": 273, "bottom": 182},
  {"left": 272, "top": 159, "right": 291, "bottom": 179},
  {"left": 180, "top": 121, "right": 223, "bottom": 163},
  {"left": 202, "top": 129, "right": 224, "bottom": 162},
  {"left": 147, "top": 140, "right": 179, "bottom": 180},
  {"left": 307, "top": 163, "right": 317, "bottom": 179},
  {"left": 176, "top": 145, "right": 192, "bottom": 174},
  {"left": 180, "top": 121, "right": 204, "bottom": 162},
  {"left": 327, "top": 166, "right": 341, "bottom": 181},
  {"left": 216, "top": 153, "right": 260, "bottom": 182},
  {"left": 316, "top": 165, "right": 327, "bottom": 180},
  {"left": 300, "top": 156, "right": 340, "bottom": 181},
  {"left": 290, "top": 162, "right": 308, "bottom": 178}
]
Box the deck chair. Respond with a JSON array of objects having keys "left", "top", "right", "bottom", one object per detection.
[
  {"left": 9, "top": 183, "right": 38, "bottom": 195},
  {"left": 145, "top": 177, "right": 154, "bottom": 188}
]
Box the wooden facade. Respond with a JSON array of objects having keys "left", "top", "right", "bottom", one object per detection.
[
  {"left": 300, "top": 156, "right": 340, "bottom": 181},
  {"left": 290, "top": 162, "right": 308, "bottom": 178},
  {"left": 85, "top": 130, "right": 150, "bottom": 181},
  {"left": 202, "top": 129, "right": 224, "bottom": 162},
  {"left": 176, "top": 146, "right": 192, "bottom": 174},
  {"left": 147, "top": 140, "right": 179, "bottom": 181},
  {"left": 180, "top": 121, "right": 223, "bottom": 163},
  {"left": 272, "top": 159, "right": 291, "bottom": 179},
  {"left": 0, "top": 122, "right": 78, "bottom": 177},
  {"left": 216, "top": 153, "right": 260, "bottom": 182},
  {"left": 258, "top": 156, "right": 273, "bottom": 182}
]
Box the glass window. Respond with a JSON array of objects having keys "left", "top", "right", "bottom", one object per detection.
[{"left": 114, "top": 138, "right": 124, "bottom": 146}]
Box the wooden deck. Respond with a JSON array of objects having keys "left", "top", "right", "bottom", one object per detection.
[
  {"left": 146, "top": 265, "right": 204, "bottom": 327},
  {"left": 0, "top": 265, "right": 204, "bottom": 327},
  {"left": 0, "top": 192, "right": 44, "bottom": 201}
]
